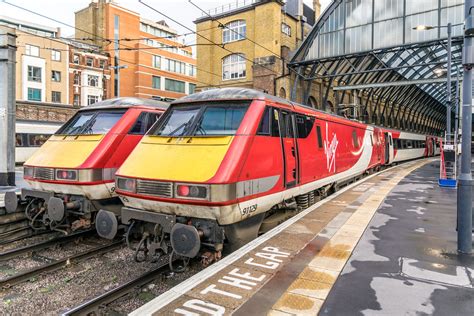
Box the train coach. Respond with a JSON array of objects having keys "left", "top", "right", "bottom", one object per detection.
[
  {"left": 4, "top": 98, "right": 168, "bottom": 236},
  {"left": 111, "top": 88, "right": 438, "bottom": 264}
]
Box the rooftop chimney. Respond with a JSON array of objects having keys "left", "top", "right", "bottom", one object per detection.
[{"left": 313, "top": 0, "right": 321, "bottom": 21}]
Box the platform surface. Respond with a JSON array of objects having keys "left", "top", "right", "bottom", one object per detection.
[{"left": 132, "top": 159, "right": 474, "bottom": 316}]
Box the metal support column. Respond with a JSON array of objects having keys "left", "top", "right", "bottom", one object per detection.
[
  {"left": 457, "top": 0, "right": 473, "bottom": 254},
  {"left": 0, "top": 31, "right": 16, "bottom": 186},
  {"left": 446, "top": 23, "right": 453, "bottom": 137}
]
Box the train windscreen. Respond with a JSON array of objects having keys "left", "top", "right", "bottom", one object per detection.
[
  {"left": 151, "top": 102, "right": 249, "bottom": 137},
  {"left": 56, "top": 110, "right": 126, "bottom": 135}
]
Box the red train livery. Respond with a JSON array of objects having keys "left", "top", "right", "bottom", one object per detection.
[
  {"left": 112, "top": 88, "right": 439, "bottom": 261},
  {"left": 6, "top": 98, "right": 168, "bottom": 234}
]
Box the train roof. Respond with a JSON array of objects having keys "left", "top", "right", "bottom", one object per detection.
[
  {"left": 80, "top": 97, "right": 169, "bottom": 111},
  {"left": 173, "top": 88, "right": 288, "bottom": 105},
  {"left": 173, "top": 87, "right": 367, "bottom": 128}
]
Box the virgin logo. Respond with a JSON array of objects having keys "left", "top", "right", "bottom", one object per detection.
[{"left": 324, "top": 123, "right": 338, "bottom": 173}]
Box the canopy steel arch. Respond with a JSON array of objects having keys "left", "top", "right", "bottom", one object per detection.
[{"left": 289, "top": 0, "right": 465, "bottom": 134}]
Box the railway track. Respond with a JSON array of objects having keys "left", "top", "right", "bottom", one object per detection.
[
  {"left": 0, "top": 239, "right": 123, "bottom": 289},
  {"left": 0, "top": 229, "right": 95, "bottom": 261},
  {"left": 63, "top": 260, "right": 171, "bottom": 316}
]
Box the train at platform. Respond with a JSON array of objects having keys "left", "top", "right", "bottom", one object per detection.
[
  {"left": 4, "top": 98, "right": 168, "bottom": 235},
  {"left": 108, "top": 88, "right": 440, "bottom": 266}
]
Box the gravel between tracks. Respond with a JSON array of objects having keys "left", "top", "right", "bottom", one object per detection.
[{"left": 0, "top": 243, "right": 201, "bottom": 315}]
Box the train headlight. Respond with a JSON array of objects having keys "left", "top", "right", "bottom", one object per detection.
[
  {"left": 55, "top": 169, "right": 78, "bottom": 181},
  {"left": 24, "top": 166, "right": 34, "bottom": 178},
  {"left": 117, "top": 177, "right": 136, "bottom": 193},
  {"left": 175, "top": 184, "right": 209, "bottom": 200}
]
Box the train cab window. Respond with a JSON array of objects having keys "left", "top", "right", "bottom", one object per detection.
[
  {"left": 370, "top": 134, "right": 374, "bottom": 146},
  {"left": 352, "top": 130, "right": 359, "bottom": 148},
  {"left": 153, "top": 102, "right": 249, "bottom": 136},
  {"left": 57, "top": 110, "right": 126, "bottom": 135},
  {"left": 316, "top": 125, "right": 323, "bottom": 148},
  {"left": 389, "top": 135, "right": 393, "bottom": 146},
  {"left": 295, "top": 115, "right": 315, "bottom": 138}
]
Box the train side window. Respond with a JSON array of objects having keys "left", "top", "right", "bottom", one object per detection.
[
  {"left": 28, "top": 134, "right": 49, "bottom": 147},
  {"left": 145, "top": 113, "right": 161, "bottom": 132},
  {"left": 352, "top": 130, "right": 359, "bottom": 148},
  {"left": 271, "top": 109, "right": 280, "bottom": 136},
  {"left": 389, "top": 135, "right": 393, "bottom": 146},
  {"left": 280, "top": 111, "right": 294, "bottom": 138},
  {"left": 296, "top": 114, "right": 315, "bottom": 138},
  {"left": 16, "top": 134, "right": 24, "bottom": 147},
  {"left": 129, "top": 112, "right": 147, "bottom": 135},
  {"left": 316, "top": 125, "right": 323, "bottom": 148},
  {"left": 257, "top": 107, "right": 271, "bottom": 136}
]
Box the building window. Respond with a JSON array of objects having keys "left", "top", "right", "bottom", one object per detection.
[
  {"left": 153, "top": 55, "right": 161, "bottom": 68},
  {"left": 222, "top": 20, "right": 246, "bottom": 43},
  {"left": 189, "top": 83, "right": 196, "bottom": 94},
  {"left": 25, "top": 44, "right": 40, "bottom": 57},
  {"left": 165, "top": 78, "right": 185, "bottom": 93},
  {"left": 51, "top": 70, "right": 61, "bottom": 82},
  {"left": 152, "top": 76, "right": 161, "bottom": 89},
  {"left": 27, "top": 88, "right": 41, "bottom": 101},
  {"left": 74, "top": 73, "right": 80, "bottom": 85},
  {"left": 87, "top": 95, "right": 99, "bottom": 105},
  {"left": 164, "top": 58, "right": 186, "bottom": 74},
  {"left": 52, "top": 91, "right": 61, "bottom": 103},
  {"left": 222, "top": 54, "right": 246, "bottom": 80},
  {"left": 188, "top": 64, "right": 196, "bottom": 77},
  {"left": 282, "top": 23, "right": 291, "bottom": 37},
  {"left": 51, "top": 50, "right": 61, "bottom": 61},
  {"left": 27, "top": 66, "right": 42, "bottom": 82},
  {"left": 86, "top": 57, "right": 94, "bottom": 67},
  {"left": 73, "top": 54, "right": 80, "bottom": 64},
  {"left": 87, "top": 75, "right": 99, "bottom": 87},
  {"left": 73, "top": 94, "right": 80, "bottom": 106},
  {"left": 99, "top": 60, "right": 106, "bottom": 69}
]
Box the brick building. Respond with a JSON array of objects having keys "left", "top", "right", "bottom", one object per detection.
[
  {"left": 62, "top": 39, "right": 111, "bottom": 106},
  {"left": 194, "top": 0, "right": 319, "bottom": 100},
  {"left": 75, "top": 0, "right": 197, "bottom": 101}
]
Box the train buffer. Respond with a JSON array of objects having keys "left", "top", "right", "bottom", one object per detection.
[{"left": 131, "top": 158, "right": 474, "bottom": 316}]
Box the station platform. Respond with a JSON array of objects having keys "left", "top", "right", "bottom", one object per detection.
[{"left": 131, "top": 158, "right": 474, "bottom": 315}]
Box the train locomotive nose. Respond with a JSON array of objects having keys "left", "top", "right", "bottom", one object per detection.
[
  {"left": 4, "top": 191, "right": 18, "bottom": 214},
  {"left": 170, "top": 223, "right": 201, "bottom": 258},
  {"left": 95, "top": 209, "right": 118, "bottom": 240}
]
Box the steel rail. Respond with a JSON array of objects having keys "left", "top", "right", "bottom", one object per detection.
[
  {"left": 0, "top": 240, "right": 123, "bottom": 289},
  {"left": 0, "top": 229, "right": 95, "bottom": 261},
  {"left": 62, "top": 261, "right": 170, "bottom": 316}
]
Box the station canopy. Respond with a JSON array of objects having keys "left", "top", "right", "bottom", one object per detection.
[{"left": 289, "top": 0, "right": 465, "bottom": 128}]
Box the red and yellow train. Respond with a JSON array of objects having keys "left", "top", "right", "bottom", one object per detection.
[
  {"left": 5, "top": 98, "right": 168, "bottom": 236},
  {"left": 111, "top": 88, "right": 440, "bottom": 263}
]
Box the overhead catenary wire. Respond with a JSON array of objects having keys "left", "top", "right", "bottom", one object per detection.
[
  {"left": 188, "top": 0, "right": 287, "bottom": 63},
  {"left": 138, "top": 0, "right": 283, "bottom": 79}
]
